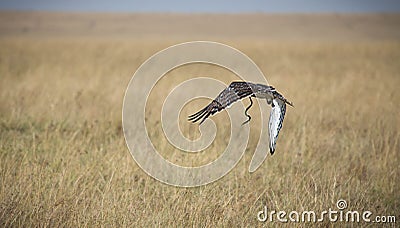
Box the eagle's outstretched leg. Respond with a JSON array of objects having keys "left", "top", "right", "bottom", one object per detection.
[{"left": 242, "top": 96, "right": 254, "bottom": 125}]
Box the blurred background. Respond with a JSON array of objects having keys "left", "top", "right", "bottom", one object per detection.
[{"left": 0, "top": 1, "right": 399, "bottom": 226}]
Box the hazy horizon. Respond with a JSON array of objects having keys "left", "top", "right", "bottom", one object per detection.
[{"left": 1, "top": 0, "right": 400, "bottom": 13}]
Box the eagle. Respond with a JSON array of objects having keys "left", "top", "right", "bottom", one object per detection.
[{"left": 188, "top": 81, "right": 293, "bottom": 154}]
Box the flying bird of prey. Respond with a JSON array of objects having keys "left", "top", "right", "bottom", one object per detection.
[{"left": 188, "top": 81, "right": 293, "bottom": 154}]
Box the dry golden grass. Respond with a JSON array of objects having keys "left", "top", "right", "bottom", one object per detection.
[{"left": 0, "top": 12, "right": 399, "bottom": 226}]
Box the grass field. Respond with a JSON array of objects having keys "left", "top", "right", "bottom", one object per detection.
[{"left": 0, "top": 12, "right": 399, "bottom": 226}]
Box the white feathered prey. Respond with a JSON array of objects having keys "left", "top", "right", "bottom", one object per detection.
[{"left": 188, "top": 81, "right": 292, "bottom": 154}]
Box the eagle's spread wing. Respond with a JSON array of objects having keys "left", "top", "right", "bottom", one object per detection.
[
  {"left": 189, "top": 80, "right": 292, "bottom": 155},
  {"left": 268, "top": 98, "right": 286, "bottom": 154},
  {"left": 188, "top": 82, "right": 254, "bottom": 124}
]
